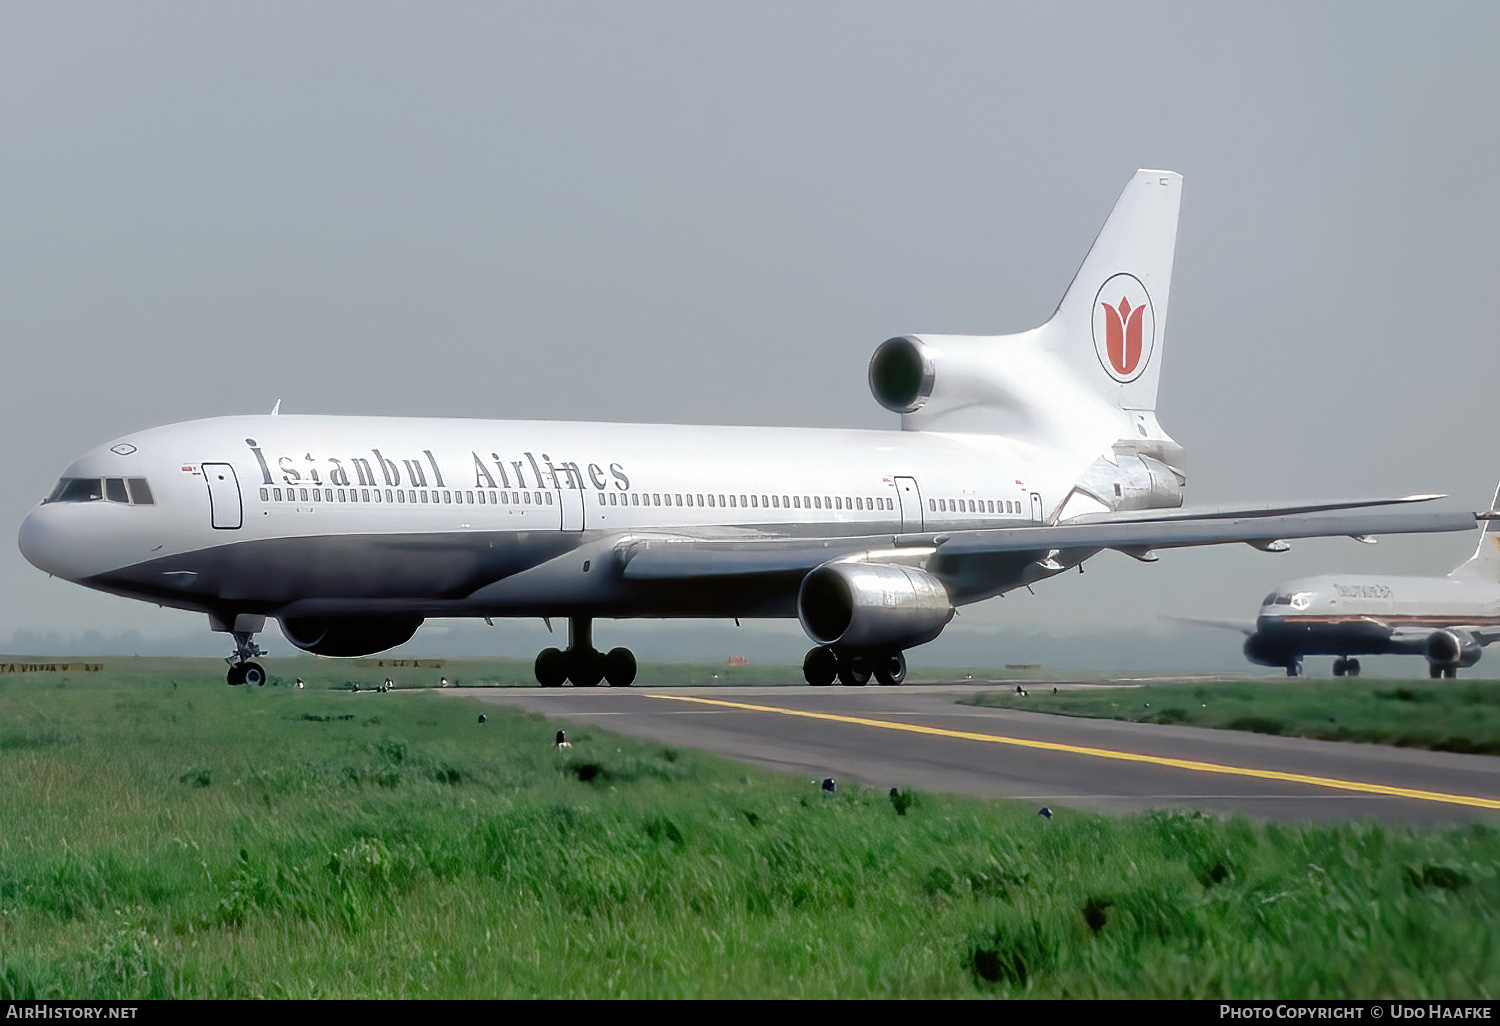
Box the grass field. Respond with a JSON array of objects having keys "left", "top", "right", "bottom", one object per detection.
[
  {"left": 964, "top": 678, "right": 1500, "bottom": 755},
  {"left": 1, "top": 658, "right": 1497, "bottom": 998}
]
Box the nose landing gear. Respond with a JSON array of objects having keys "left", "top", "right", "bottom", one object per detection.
[
  {"left": 534, "top": 618, "right": 637, "bottom": 687},
  {"left": 225, "top": 629, "right": 267, "bottom": 686}
]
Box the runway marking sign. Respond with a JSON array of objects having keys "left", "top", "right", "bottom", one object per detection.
[{"left": 646, "top": 694, "right": 1500, "bottom": 810}]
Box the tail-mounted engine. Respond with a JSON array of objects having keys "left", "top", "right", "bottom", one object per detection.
[
  {"left": 869, "top": 336, "right": 935, "bottom": 414},
  {"left": 797, "top": 561, "right": 954, "bottom": 650}
]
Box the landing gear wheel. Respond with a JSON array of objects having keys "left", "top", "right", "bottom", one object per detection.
[
  {"left": 873, "top": 651, "right": 907, "bottom": 686},
  {"left": 241, "top": 662, "right": 266, "bottom": 687},
  {"left": 226, "top": 664, "right": 246, "bottom": 686},
  {"left": 1430, "top": 665, "right": 1443, "bottom": 679},
  {"left": 569, "top": 650, "right": 605, "bottom": 688},
  {"left": 803, "top": 647, "right": 837, "bottom": 687},
  {"left": 1332, "top": 658, "right": 1347, "bottom": 677},
  {"left": 1285, "top": 660, "right": 1303, "bottom": 678},
  {"left": 604, "top": 648, "right": 637, "bottom": 687},
  {"left": 1443, "top": 667, "right": 1458, "bottom": 679},
  {"left": 536, "top": 647, "right": 567, "bottom": 687},
  {"left": 838, "top": 654, "right": 872, "bottom": 687},
  {"left": 1345, "top": 658, "right": 1361, "bottom": 677}
]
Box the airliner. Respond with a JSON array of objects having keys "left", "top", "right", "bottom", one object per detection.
[
  {"left": 17, "top": 170, "right": 1481, "bottom": 688},
  {"left": 1228, "top": 485, "right": 1500, "bottom": 678}
]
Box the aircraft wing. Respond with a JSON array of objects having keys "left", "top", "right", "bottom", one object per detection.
[
  {"left": 1395, "top": 626, "right": 1500, "bottom": 647},
  {"left": 1062, "top": 493, "right": 1446, "bottom": 525},
  {"left": 1161, "top": 615, "right": 1256, "bottom": 636},
  {"left": 621, "top": 509, "right": 1479, "bottom": 580}
]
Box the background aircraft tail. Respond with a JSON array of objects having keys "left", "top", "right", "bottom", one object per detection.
[{"left": 1449, "top": 482, "right": 1500, "bottom": 581}]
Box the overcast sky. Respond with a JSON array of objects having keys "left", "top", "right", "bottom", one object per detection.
[{"left": 2, "top": 2, "right": 1496, "bottom": 667}]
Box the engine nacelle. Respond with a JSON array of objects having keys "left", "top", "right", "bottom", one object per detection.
[
  {"left": 798, "top": 561, "right": 954, "bottom": 650},
  {"left": 1425, "top": 629, "right": 1482, "bottom": 670},
  {"left": 279, "top": 616, "right": 424, "bottom": 657},
  {"left": 868, "top": 336, "right": 936, "bottom": 413},
  {"left": 1243, "top": 632, "right": 1290, "bottom": 668}
]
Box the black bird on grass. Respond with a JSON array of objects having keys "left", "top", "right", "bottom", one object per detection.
[{"left": 554, "top": 730, "right": 572, "bottom": 749}]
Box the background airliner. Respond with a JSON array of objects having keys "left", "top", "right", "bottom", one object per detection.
[
  {"left": 17, "top": 170, "right": 1480, "bottom": 688},
  {"left": 1222, "top": 485, "right": 1500, "bottom": 678}
]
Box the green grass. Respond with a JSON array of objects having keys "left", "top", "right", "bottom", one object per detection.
[
  {"left": 1, "top": 661, "right": 1498, "bottom": 998},
  {"left": 964, "top": 679, "right": 1500, "bottom": 754}
]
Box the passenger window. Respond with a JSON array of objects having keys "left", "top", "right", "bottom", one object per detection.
[
  {"left": 259, "top": 487, "right": 269, "bottom": 501},
  {"left": 598, "top": 493, "right": 606, "bottom": 505},
  {"left": 337, "top": 489, "right": 346, "bottom": 502}
]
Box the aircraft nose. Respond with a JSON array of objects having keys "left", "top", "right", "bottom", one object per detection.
[{"left": 18, "top": 503, "right": 97, "bottom": 581}]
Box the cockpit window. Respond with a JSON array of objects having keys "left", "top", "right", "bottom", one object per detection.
[
  {"left": 45, "top": 477, "right": 155, "bottom": 505},
  {"left": 1263, "top": 592, "right": 1277, "bottom": 606},
  {"left": 47, "top": 478, "right": 104, "bottom": 503}
]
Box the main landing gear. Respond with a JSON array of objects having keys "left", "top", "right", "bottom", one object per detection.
[
  {"left": 226, "top": 629, "right": 267, "bottom": 686},
  {"left": 803, "top": 646, "right": 906, "bottom": 686},
  {"left": 534, "top": 618, "right": 637, "bottom": 688},
  {"left": 1332, "top": 657, "right": 1362, "bottom": 677}
]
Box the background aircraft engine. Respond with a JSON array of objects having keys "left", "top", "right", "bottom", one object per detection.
[
  {"left": 868, "top": 336, "right": 935, "bottom": 413},
  {"left": 1242, "top": 632, "right": 1288, "bottom": 668},
  {"left": 1424, "top": 629, "right": 1482, "bottom": 671},
  {"left": 279, "top": 616, "right": 424, "bottom": 657},
  {"left": 797, "top": 561, "right": 954, "bottom": 650}
]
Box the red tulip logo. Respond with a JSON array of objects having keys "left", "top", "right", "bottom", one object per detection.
[
  {"left": 1090, "top": 273, "right": 1154, "bottom": 383},
  {"left": 1102, "top": 296, "right": 1145, "bottom": 376}
]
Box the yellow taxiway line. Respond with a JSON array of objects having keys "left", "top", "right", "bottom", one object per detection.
[{"left": 645, "top": 694, "right": 1500, "bottom": 810}]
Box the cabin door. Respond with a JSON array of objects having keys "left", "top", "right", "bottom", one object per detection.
[
  {"left": 203, "top": 463, "right": 243, "bottom": 530},
  {"left": 559, "top": 485, "right": 584, "bottom": 532},
  {"left": 894, "top": 476, "right": 925, "bottom": 532}
]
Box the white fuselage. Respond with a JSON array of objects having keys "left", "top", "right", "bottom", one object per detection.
[{"left": 18, "top": 413, "right": 1085, "bottom": 623}]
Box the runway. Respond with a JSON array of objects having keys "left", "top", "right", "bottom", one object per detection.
[{"left": 456, "top": 682, "right": 1500, "bottom": 826}]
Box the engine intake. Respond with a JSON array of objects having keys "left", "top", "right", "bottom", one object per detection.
[
  {"left": 798, "top": 561, "right": 953, "bottom": 650},
  {"left": 869, "top": 336, "right": 934, "bottom": 414},
  {"left": 279, "top": 616, "right": 424, "bottom": 657},
  {"left": 1425, "top": 629, "right": 1481, "bottom": 670}
]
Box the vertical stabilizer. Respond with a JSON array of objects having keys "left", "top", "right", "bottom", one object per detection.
[
  {"left": 1450, "top": 483, "right": 1500, "bottom": 581},
  {"left": 1042, "top": 169, "right": 1182, "bottom": 412}
]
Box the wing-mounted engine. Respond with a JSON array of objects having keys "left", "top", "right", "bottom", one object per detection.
[
  {"left": 279, "top": 616, "right": 424, "bottom": 657},
  {"left": 1425, "top": 629, "right": 1483, "bottom": 673},
  {"left": 797, "top": 561, "right": 954, "bottom": 650}
]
